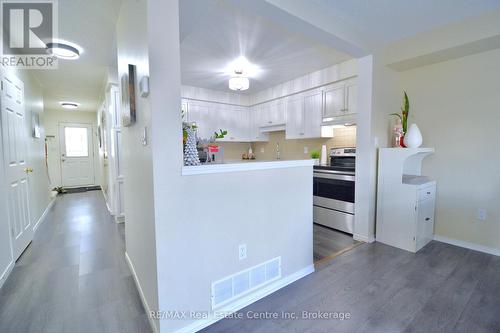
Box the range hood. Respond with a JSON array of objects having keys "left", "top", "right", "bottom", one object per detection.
[
  {"left": 321, "top": 113, "right": 356, "bottom": 127},
  {"left": 321, "top": 114, "right": 356, "bottom": 137}
]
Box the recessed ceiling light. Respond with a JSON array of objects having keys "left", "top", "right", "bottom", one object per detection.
[
  {"left": 46, "top": 41, "right": 82, "bottom": 59},
  {"left": 59, "top": 101, "right": 80, "bottom": 109}
]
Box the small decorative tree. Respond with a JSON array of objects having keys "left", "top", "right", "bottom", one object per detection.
[{"left": 183, "top": 126, "right": 200, "bottom": 166}]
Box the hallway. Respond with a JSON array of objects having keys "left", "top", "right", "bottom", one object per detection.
[{"left": 0, "top": 192, "right": 151, "bottom": 333}]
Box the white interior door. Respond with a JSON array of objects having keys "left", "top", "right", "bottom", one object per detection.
[
  {"left": 59, "top": 123, "right": 95, "bottom": 187},
  {"left": 1, "top": 72, "right": 33, "bottom": 260}
]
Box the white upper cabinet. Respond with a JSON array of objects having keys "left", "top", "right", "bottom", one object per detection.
[
  {"left": 303, "top": 90, "right": 323, "bottom": 138},
  {"left": 215, "top": 105, "right": 250, "bottom": 142},
  {"left": 187, "top": 100, "right": 214, "bottom": 140},
  {"left": 183, "top": 77, "right": 357, "bottom": 143},
  {"left": 285, "top": 97, "right": 305, "bottom": 139},
  {"left": 185, "top": 100, "right": 251, "bottom": 142},
  {"left": 323, "top": 83, "right": 346, "bottom": 118},
  {"left": 249, "top": 106, "right": 269, "bottom": 141},
  {"left": 322, "top": 79, "right": 357, "bottom": 120},
  {"left": 286, "top": 89, "right": 323, "bottom": 139},
  {"left": 260, "top": 100, "right": 286, "bottom": 126},
  {"left": 345, "top": 82, "right": 357, "bottom": 115}
]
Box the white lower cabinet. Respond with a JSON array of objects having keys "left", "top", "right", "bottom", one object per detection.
[
  {"left": 376, "top": 148, "right": 436, "bottom": 253},
  {"left": 416, "top": 192, "right": 436, "bottom": 251}
]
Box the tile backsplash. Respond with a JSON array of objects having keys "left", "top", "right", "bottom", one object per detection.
[{"left": 219, "top": 126, "right": 356, "bottom": 161}]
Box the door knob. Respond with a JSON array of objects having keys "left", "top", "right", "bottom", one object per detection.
[{"left": 24, "top": 167, "right": 33, "bottom": 173}]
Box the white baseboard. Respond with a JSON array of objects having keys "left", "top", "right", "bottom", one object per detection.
[
  {"left": 125, "top": 252, "right": 159, "bottom": 333},
  {"left": 354, "top": 233, "right": 375, "bottom": 243},
  {"left": 0, "top": 260, "right": 14, "bottom": 290},
  {"left": 434, "top": 235, "right": 500, "bottom": 257},
  {"left": 33, "top": 197, "right": 56, "bottom": 232},
  {"left": 173, "top": 264, "right": 315, "bottom": 333}
]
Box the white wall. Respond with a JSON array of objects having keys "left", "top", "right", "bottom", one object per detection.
[
  {"left": 148, "top": 2, "right": 314, "bottom": 333},
  {"left": 43, "top": 109, "right": 99, "bottom": 188},
  {"left": 116, "top": 0, "right": 159, "bottom": 331},
  {"left": 0, "top": 68, "right": 51, "bottom": 286},
  {"left": 400, "top": 48, "right": 500, "bottom": 251}
]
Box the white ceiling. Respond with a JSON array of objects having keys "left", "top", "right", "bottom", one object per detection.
[
  {"left": 32, "top": 0, "right": 122, "bottom": 112},
  {"left": 267, "top": 0, "right": 500, "bottom": 52},
  {"left": 180, "top": 0, "right": 352, "bottom": 94}
]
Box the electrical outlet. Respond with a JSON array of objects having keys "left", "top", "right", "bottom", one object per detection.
[
  {"left": 260, "top": 148, "right": 264, "bottom": 153},
  {"left": 304, "top": 147, "right": 308, "bottom": 154},
  {"left": 238, "top": 244, "right": 247, "bottom": 260},
  {"left": 477, "top": 208, "right": 487, "bottom": 221}
]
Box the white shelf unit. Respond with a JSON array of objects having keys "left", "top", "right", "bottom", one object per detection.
[{"left": 376, "top": 148, "right": 436, "bottom": 253}]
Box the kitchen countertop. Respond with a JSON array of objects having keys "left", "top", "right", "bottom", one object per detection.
[{"left": 182, "top": 159, "right": 315, "bottom": 176}]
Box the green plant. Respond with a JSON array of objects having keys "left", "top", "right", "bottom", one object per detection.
[
  {"left": 390, "top": 91, "right": 410, "bottom": 133},
  {"left": 310, "top": 150, "right": 320, "bottom": 159},
  {"left": 214, "top": 129, "right": 228, "bottom": 139},
  {"left": 52, "top": 186, "right": 67, "bottom": 194}
]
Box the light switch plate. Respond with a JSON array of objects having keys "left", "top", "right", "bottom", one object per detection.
[
  {"left": 304, "top": 147, "right": 308, "bottom": 154},
  {"left": 142, "top": 127, "right": 148, "bottom": 146}
]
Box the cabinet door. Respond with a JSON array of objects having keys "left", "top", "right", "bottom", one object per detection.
[
  {"left": 345, "top": 83, "right": 357, "bottom": 115},
  {"left": 215, "top": 105, "right": 250, "bottom": 142},
  {"left": 303, "top": 91, "right": 323, "bottom": 138},
  {"left": 249, "top": 106, "right": 269, "bottom": 141},
  {"left": 416, "top": 199, "right": 435, "bottom": 251},
  {"left": 285, "top": 97, "right": 304, "bottom": 139},
  {"left": 187, "top": 101, "right": 213, "bottom": 140},
  {"left": 270, "top": 101, "right": 286, "bottom": 124},
  {"left": 323, "top": 84, "right": 345, "bottom": 118}
]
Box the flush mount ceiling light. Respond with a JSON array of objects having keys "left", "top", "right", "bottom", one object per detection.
[
  {"left": 46, "top": 41, "right": 82, "bottom": 59},
  {"left": 229, "top": 70, "right": 250, "bottom": 91},
  {"left": 225, "top": 56, "right": 260, "bottom": 91},
  {"left": 59, "top": 101, "right": 80, "bottom": 109}
]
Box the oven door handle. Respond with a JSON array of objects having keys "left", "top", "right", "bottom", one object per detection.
[{"left": 314, "top": 172, "right": 355, "bottom": 181}]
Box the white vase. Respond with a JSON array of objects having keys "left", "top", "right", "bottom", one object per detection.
[{"left": 404, "top": 123, "right": 423, "bottom": 148}]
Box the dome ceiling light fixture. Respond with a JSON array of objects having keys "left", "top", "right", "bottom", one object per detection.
[
  {"left": 229, "top": 69, "right": 249, "bottom": 91},
  {"left": 226, "top": 56, "right": 260, "bottom": 91},
  {"left": 46, "top": 41, "right": 82, "bottom": 59},
  {"left": 59, "top": 101, "right": 80, "bottom": 109}
]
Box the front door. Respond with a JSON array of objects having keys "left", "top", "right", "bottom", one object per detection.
[
  {"left": 59, "top": 123, "right": 95, "bottom": 187},
  {"left": 1, "top": 72, "right": 33, "bottom": 260}
]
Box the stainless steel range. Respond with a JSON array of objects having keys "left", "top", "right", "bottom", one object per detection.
[{"left": 313, "top": 148, "right": 355, "bottom": 234}]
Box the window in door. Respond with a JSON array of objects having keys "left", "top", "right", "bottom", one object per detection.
[{"left": 64, "top": 127, "right": 89, "bottom": 157}]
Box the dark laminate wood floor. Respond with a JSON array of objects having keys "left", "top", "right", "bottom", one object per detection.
[
  {"left": 313, "top": 223, "right": 361, "bottom": 262},
  {"left": 0, "top": 191, "right": 151, "bottom": 333},
  {"left": 201, "top": 240, "right": 500, "bottom": 333}
]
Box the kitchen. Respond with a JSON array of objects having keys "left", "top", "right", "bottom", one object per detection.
[{"left": 180, "top": 2, "right": 361, "bottom": 263}]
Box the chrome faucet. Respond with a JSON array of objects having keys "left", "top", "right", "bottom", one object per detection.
[{"left": 276, "top": 142, "right": 280, "bottom": 160}]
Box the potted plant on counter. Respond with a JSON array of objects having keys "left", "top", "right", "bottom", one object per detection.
[{"left": 310, "top": 150, "right": 320, "bottom": 165}]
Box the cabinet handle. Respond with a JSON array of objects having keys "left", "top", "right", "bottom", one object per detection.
[
  {"left": 427, "top": 191, "right": 431, "bottom": 194},
  {"left": 425, "top": 217, "right": 431, "bottom": 221},
  {"left": 300, "top": 133, "right": 304, "bottom": 135},
  {"left": 268, "top": 121, "right": 272, "bottom": 124}
]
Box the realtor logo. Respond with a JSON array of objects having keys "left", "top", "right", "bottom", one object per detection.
[{"left": 1, "top": 0, "right": 58, "bottom": 69}]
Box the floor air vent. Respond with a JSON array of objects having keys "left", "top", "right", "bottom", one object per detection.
[{"left": 211, "top": 257, "right": 281, "bottom": 309}]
